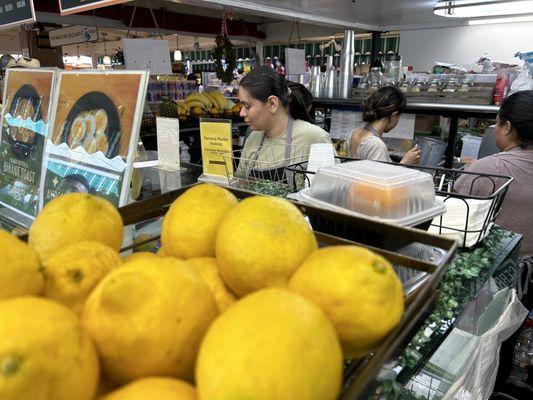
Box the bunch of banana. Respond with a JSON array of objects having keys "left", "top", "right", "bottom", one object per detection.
[
  {"left": 184, "top": 92, "right": 211, "bottom": 113},
  {"left": 176, "top": 101, "right": 190, "bottom": 119},
  {"left": 184, "top": 91, "right": 230, "bottom": 117},
  {"left": 205, "top": 90, "right": 228, "bottom": 113}
]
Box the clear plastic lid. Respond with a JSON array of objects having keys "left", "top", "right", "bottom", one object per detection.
[{"left": 305, "top": 160, "right": 437, "bottom": 220}]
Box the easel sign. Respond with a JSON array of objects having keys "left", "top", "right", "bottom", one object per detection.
[{"left": 198, "top": 118, "right": 233, "bottom": 184}]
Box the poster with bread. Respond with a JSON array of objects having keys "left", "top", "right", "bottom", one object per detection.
[
  {"left": 41, "top": 70, "right": 149, "bottom": 208},
  {"left": 0, "top": 68, "right": 57, "bottom": 219}
]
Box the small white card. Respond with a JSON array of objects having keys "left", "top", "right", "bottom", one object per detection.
[
  {"left": 306, "top": 143, "right": 336, "bottom": 186},
  {"left": 156, "top": 117, "right": 180, "bottom": 171}
]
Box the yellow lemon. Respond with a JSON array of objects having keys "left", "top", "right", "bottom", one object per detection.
[
  {"left": 0, "top": 230, "right": 43, "bottom": 299},
  {"left": 187, "top": 257, "right": 236, "bottom": 312},
  {"left": 29, "top": 193, "right": 123, "bottom": 262},
  {"left": 196, "top": 288, "right": 342, "bottom": 400},
  {"left": 0, "top": 297, "right": 99, "bottom": 400},
  {"left": 42, "top": 241, "right": 122, "bottom": 315},
  {"left": 215, "top": 196, "right": 317, "bottom": 297},
  {"left": 288, "top": 246, "right": 404, "bottom": 358},
  {"left": 157, "top": 246, "right": 167, "bottom": 256},
  {"left": 82, "top": 257, "right": 218, "bottom": 384},
  {"left": 161, "top": 184, "right": 237, "bottom": 259},
  {"left": 102, "top": 377, "right": 197, "bottom": 400}
]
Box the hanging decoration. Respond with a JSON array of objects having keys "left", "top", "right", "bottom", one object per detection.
[{"left": 214, "top": 9, "right": 236, "bottom": 84}]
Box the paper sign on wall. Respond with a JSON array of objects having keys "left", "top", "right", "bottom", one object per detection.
[
  {"left": 156, "top": 117, "right": 180, "bottom": 170},
  {"left": 199, "top": 118, "right": 233, "bottom": 180},
  {"left": 329, "top": 109, "right": 359, "bottom": 140},
  {"left": 330, "top": 109, "right": 415, "bottom": 140},
  {"left": 383, "top": 114, "right": 415, "bottom": 140}
]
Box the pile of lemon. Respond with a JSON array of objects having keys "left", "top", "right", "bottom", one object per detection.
[{"left": 0, "top": 184, "right": 404, "bottom": 400}]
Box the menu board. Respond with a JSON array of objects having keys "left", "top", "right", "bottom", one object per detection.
[
  {"left": 59, "top": 0, "right": 131, "bottom": 16},
  {"left": 41, "top": 70, "right": 149, "bottom": 208},
  {"left": 0, "top": 0, "right": 35, "bottom": 30},
  {"left": 0, "top": 69, "right": 57, "bottom": 219}
]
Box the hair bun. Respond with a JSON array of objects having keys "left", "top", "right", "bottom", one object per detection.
[{"left": 363, "top": 109, "right": 377, "bottom": 122}]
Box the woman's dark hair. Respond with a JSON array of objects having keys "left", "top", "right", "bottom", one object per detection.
[
  {"left": 498, "top": 90, "right": 533, "bottom": 146},
  {"left": 240, "top": 66, "right": 313, "bottom": 123},
  {"left": 362, "top": 86, "right": 406, "bottom": 123},
  {"left": 286, "top": 81, "right": 315, "bottom": 123}
]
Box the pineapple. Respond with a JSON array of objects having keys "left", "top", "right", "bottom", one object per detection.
[{"left": 160, "top": 97, "right": 178, "bottom": 118}]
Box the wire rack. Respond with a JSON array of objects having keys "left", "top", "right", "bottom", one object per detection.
[
  {"left": 221, "top": 143, "right": 311, "bottom": 195},
  {"left": 285, "top": 158, "right": 513, "bottom": 248}
]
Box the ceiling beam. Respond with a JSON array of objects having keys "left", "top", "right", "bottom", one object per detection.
[{"left": 33, "top": 0, "right": 266, "bottom": 39}]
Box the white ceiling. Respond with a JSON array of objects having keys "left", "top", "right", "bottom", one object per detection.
[{"left": 163, "top": 0, "right": 471, "bottom": 30}]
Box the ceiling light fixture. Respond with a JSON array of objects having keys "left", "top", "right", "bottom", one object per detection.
[
  {"left": 434, "top": 0, "right": 533, "bottom": 18},
  {"left": 468, "top": 13, "right": 533, "bottom": 24}
]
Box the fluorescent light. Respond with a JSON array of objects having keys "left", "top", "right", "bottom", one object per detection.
[
  {"left": 435, "top": 0, "right": 533, "bottom": 18},
  {"left": 469, "top": 14, "right": 533, "bottom": 24},
  {"left": 174, "top": 50, "right": 182, "bottom": 61}
]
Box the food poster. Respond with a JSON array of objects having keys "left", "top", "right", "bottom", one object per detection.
[
  {"left": 0, "top": 69, "right": 57, "bottom": 219},
  {"left": 41, "top": 70, "right": 149, "bottom": 208}
]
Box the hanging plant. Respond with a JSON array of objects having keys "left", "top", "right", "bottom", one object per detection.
[{"left": 214, "top": 35, "right": 236, "bottom": 84}]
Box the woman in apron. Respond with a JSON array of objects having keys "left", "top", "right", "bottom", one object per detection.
[
  {"left": 346, "top": 86, "right": 420, "bottom": 165},
  {"left": 237, "top": 67, "right": 333, "bottom": 181}
]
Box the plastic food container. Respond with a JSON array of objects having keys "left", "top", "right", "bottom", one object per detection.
[
  {"left": 300, "top": 160, "right": 445, "bottom": 227},
  {"left": 461, "top": 135, "right": 482, "bottom": 160}
]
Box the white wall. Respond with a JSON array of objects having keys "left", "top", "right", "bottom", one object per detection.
[{"left": 400, "top": 22, "right": 533, "bottom": 71}]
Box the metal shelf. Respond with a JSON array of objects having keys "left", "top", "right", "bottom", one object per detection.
[{"left": 313, "top": 98, "right": 499, "bottom": 168}]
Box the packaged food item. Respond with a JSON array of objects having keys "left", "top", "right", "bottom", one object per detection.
[{"left": 300, "top": 160, "right": 444, "bottom": 226}]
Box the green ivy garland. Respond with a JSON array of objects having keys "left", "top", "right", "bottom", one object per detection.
[{"left": 214, "top": 35, "right": 236, "bottom": 84}]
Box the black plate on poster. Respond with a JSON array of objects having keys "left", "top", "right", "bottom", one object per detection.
[
  {"left": 7, "top": 84, "right": 42, "bottom": 160},
  {"left": 59, "top": 91, "right": 121, "bottom": 158}
]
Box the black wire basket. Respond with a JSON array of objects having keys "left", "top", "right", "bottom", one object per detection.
[{"left": 285, "top": 158, "right": 513, "bottom": 249}]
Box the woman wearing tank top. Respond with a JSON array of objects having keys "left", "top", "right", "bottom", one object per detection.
[{"left": 346, "top": 86, "right": 420, "bottom": 165}]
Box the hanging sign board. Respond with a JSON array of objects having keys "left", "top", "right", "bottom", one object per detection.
[
  {"left": 59, "top": 0, "right": 131, "bottom": 16},
  {"left": 199, "top": 118, "right": 233, "bottom": 183},
  {"left": 49, "top": 25, "right": 99, "bottom": 47},
  {"left": 284, "top": 48, "right": 305, "bottom": 75},
  {"left": 0, "top": 0, "right": 35, "bottom": 31},
  {"left": 123, "top": 38, "right": 172, "bottom": 76}
]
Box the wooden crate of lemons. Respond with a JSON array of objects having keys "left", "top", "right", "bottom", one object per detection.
[{"left": 0, "top": 184, "right": 405, "bottom": 400}]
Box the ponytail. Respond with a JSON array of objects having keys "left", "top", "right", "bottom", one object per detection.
[
  {"left": 240, "top": 66, "right": 314, "bottom": 123},
  {"left": 286, "top": 81, "right": 314, "bottom": 123}
]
